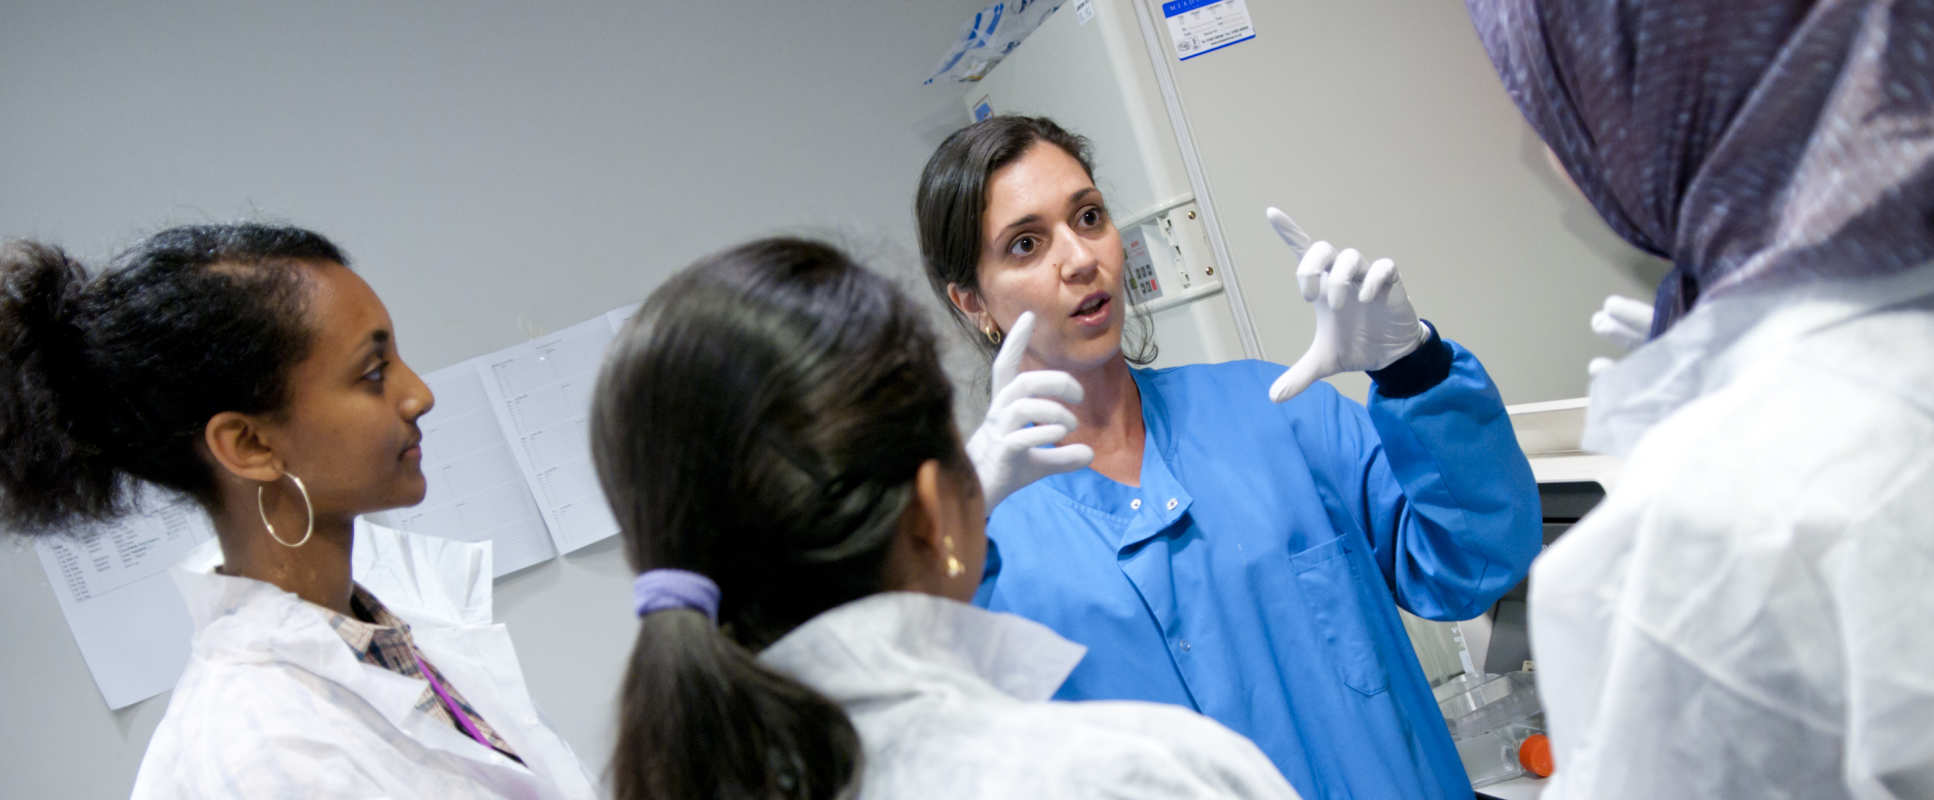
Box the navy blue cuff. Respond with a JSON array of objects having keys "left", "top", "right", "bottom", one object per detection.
[{"left": 1368, "top": 320, "right": 1452, "bottom": 399}]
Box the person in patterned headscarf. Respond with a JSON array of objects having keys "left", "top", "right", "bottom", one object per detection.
[{"left": 1466, "top": 1, "right": 1934, "bottom": 797}]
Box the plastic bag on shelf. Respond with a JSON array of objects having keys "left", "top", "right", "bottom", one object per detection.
[{"left": 924, "top": 0, "right": 1065, "bottom": 85}]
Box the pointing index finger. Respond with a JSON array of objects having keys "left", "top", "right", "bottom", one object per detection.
[
  {"left": 1265, "top": 207, "right": 1313, "bottom": 255},
  {"left": 990, "top": 310, "right": 1036, "bottom": 393}
]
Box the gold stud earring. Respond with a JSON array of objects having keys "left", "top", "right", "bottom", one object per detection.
[
  {"left": 943, "top": 535, "right": 964, "bottom": 578},
  {"left": 983, "top": 323, "right": 1002, "bottom": 346}
]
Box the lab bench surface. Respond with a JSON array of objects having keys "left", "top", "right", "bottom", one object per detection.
[{"left": 1476, "top": 775, "right": 1547, "bottom": 800}]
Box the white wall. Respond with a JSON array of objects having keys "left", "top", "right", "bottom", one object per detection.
[
  {"left": 1144, "top": 0, "right": 1664, "bottom": 402},
  {"left": 0, "top": 1, "right": 994, "bottom": 796}
]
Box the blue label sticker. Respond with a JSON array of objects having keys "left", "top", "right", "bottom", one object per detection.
[
  {"left": 973, "top": 98, "right": 994, "bottom": 122},
  {"left": 1164, "top": 0, "right": 1256, "bottom": 62},
  {"left": 1162, "top": 0, "right": 1223, "bottom": 17}
]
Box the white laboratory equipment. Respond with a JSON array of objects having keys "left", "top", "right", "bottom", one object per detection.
[
  {"left": 963, "top": 0, "right": 1255, "bottom": 368},
  {"left": 1436, "top": 398, "right": 1620, "bottom": 798},
  {"left": 1453, "top": 398, "right": 1619, "bottom": 678}
]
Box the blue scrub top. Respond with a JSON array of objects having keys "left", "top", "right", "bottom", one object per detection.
[{"left": 975, "top": 335, "right": 1541, "bottom": 800}]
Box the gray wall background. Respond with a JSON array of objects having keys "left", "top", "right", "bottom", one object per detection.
[
  {"left": 1148, "top": 0, "right": 1663, "bottom": 402},
  {"left": 1, "top": 1, "right": 1658, "bottom": 797}
]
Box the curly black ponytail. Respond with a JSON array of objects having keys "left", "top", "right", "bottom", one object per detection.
[
  {"left": 0, "top": 242, "right": 118, "bottom": 531},
  {"left": 0, "top": 224, "right": 344, "bottom": 535}
]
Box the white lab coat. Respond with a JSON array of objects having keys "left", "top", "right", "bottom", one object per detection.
[
  {"left": 1531, "top": 264, "right": 1934, "bottom": 799},
  {"left": 758, "top": 592, "right": 1299, "bottom": 799},
  {"left": 129, "top": 521, "right": 599, "bottom": 799}
]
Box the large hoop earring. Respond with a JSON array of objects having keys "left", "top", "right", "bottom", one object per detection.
[{"left": 258, "top": 473, "right": 314, "bottom": 548}]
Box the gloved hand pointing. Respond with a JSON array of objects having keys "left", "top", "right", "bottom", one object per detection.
[
  {"left": 966, "top": 311, "right": 1095, "bottom": 510},
  {"left": 1264, "top": 207, "right": 1430, "bottom": 403}
]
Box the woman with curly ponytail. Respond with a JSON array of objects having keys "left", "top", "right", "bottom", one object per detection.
[{"left": 0, "top": 224, "right": 595, "bottom": 799}]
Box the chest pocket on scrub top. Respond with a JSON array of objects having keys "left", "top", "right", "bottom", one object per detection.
[{"left": 1289, "top": 533, "right": 1391, "bottom": 695}]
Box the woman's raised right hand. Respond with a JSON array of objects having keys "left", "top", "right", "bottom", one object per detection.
[{"left": 966, "top": 311, "right": 1095, "bottom": 511}]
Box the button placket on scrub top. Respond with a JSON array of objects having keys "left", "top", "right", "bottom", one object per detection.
[
  {"left": 1130, "top": 498, "right": 1142, "bottom": 511},
  {"left": 1165, "top": 498, "right": 1178, "bottom": 511},
  {"left": 1178, "top": 639, "right": 1192, "bottom": 652}
]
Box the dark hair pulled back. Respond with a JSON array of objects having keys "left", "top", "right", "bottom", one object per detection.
[
  {"left": 0, "top": 224, "right": 343, "bottom": 534},
  {"left": 592, "top": 237, "right": 967, "bottom": 800},
  {"left": 914, "top": 114, "right": 1157, "bottom": 364}
]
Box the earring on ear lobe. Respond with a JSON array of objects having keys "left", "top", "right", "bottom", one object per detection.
[
  {"left": 943, "top": 534, "right": 964, "bottom": 578},
  {"left": 258, "top": 472, "right": 315, "bottom": 548},
  {"left": 982, "top": 323, "right": 1003, "bottom": 347}
]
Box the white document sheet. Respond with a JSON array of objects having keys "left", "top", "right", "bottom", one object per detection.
[
  {"left": 605, "top": 301, "right": 642, "bottom": 333},
  {"left": 370, "top": 358, "right": 557, "bottom": 575},
  {"left": 32, "top": 490, "right": 213, "bottom": 709},
  {"left": 480, "top": 315, "right": 622, "bottom": 554}
]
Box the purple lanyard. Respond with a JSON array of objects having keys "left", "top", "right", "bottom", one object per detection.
[{"left": 414, "top": 653, "right": 496, "bottom": 753}]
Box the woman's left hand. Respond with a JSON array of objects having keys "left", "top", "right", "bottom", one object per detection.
[
  {"left": 1264, "top": 207, "right": 1430, "bottom": 402},
  {"left": 1587, "top": 294, "right": 1653, "bottom": 377}
]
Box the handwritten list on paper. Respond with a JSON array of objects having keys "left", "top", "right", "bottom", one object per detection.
[{"left": 33, "top": 492, "right": 214, "bottom": 709}]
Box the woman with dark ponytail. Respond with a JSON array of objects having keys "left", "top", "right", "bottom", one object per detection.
[
  {"left": 912, "top": 116, "right": 1542, "bottom": 800},
  {"left": 592, "top": 237, "right": 1297, "bottom": 800},
  {"left": 0, "top": 225, "right": 596, "bottom": 798}
]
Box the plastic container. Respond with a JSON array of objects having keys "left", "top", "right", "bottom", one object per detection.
[{"left": 1436, "top": 670, "right": 1550, "bottom": 787}]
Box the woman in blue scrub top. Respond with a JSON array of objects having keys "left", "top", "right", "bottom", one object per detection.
[{"left": 913, "top": 115, "right": 1542, "bottom": 800}]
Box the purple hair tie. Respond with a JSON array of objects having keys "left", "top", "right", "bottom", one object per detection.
[{"left": 632, "top": 568, "right": 720, "bottom": 622}]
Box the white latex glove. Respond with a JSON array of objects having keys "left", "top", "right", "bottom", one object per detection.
[
  {"left": 1265, "top": 207, "right": 1431, "bottom": 403},
  {"left": 1586, "top": 294, "right": 1654, "bottom": 376},
  {"left": 966, "top": 311, "right": 1095, "bottom": 510}
]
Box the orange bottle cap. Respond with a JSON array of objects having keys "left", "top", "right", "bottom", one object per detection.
[{"left": 1518, "top": 733, "right": 1554, "bottom": 777}]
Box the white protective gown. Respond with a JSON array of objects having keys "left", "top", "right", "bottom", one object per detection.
[
  {"left": 1531, "top": 264, "right": 1934, "bottom": 799},
  {"left": 758, "top": 591, "right": 1300, "bottom": 799},
  {"left": 130, "top": 521, "right": 599, "bottom": 799}
]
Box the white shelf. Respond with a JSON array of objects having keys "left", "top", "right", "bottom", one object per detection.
[{"left": 1527, "top": 453, "right": 1621, "bottom": 488}]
